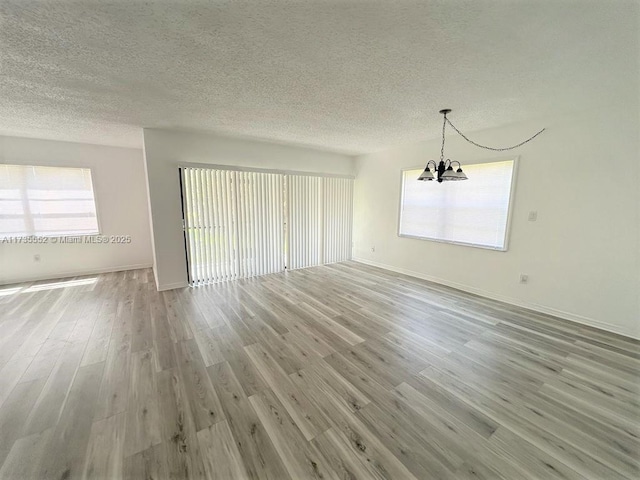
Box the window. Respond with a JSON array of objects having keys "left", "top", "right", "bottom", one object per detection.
[
  {"left": 0, "top": 164, "right": 99, "bottom": 237},
  {"left": 399, "top": 159, "right": 516, "bottom": 250}
]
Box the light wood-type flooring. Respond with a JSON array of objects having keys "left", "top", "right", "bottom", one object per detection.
[{"left": 0, "top": 261, "right": 638, "bottom": 479}]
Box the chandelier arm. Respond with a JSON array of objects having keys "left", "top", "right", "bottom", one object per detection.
[{"left": 445, "top": 117, "right": 545, "bottom": 152}]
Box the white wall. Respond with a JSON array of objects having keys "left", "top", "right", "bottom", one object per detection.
[
  {"left": 143, "top": 128, "right": 354, "bottom": 291},
  {"left": 0, "top": 135, "right": 153, "bottom": 284},
  {"left": 353, "top": 108, "right": 640, "bottom": 339}
]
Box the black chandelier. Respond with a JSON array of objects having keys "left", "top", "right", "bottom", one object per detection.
[{"left": 418, "top": 109, "right": 545, "bottom": 183}]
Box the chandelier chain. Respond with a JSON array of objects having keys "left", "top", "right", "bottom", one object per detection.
[
  {"left": 440, "top": 113, "right": 447, "bottom": 161},
  {"left": 445, "top": 117, "right": 546, "bottom": 152}
]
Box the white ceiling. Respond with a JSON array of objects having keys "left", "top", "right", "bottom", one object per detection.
[{"left": 0, "top": 1, "right": 637, "bottom": 154}]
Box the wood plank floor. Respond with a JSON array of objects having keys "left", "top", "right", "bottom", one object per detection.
[{"left": 0, "top": 261, "right": 638, "bottom": 479}]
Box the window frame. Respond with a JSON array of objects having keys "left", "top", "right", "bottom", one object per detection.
[
  {"left": 1, "top": 163, "right": 102, "bottom": 238},
  {"left": 397, "top": 156, "right": 519, "bottom": 251}
]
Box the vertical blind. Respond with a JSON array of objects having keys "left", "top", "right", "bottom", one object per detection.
[
  {"left": 0, "top": 164, "right": 99, "bottom": 238},
  {"left": 181, "top": 168, "right": 284, "bottom": 285},
  {"left": 286, "top": 175, "right": 321, "bottom": 270},
  {"left": 399, "top": 159, "right": 515, "bottom": 250},
  {"left": 236, "top": 171, "right": 285, "bottom": 278},
  {"left": 181, "top": 167, "right": 353, "bottom": 285},
  {"left": 322, "top": 177, "right": 353, "bottom": 264}
]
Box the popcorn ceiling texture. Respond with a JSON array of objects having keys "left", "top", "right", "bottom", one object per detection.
[{"left": 0, "top": 1, "right": 637, "bottom": 153}]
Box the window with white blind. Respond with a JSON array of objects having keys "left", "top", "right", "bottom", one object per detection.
[
  {"left": 180, "top": 167, "right": 353, "bottom": 285},
  {"left": 399, "top": 159, "right": 516, "bottom": 250},
  {"left": 0, "top": 164, "right": 99, "bottom": 238}
]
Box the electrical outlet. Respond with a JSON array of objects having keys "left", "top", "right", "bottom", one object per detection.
[
  {"left": 519, "top": 274, "right": 529, "bottom": 284},
  {"left": 528, "top": 211, "right": 538, "bottom": 222},
  {"left": 34, "top": 254, "right": 41, "bottom": 262}
]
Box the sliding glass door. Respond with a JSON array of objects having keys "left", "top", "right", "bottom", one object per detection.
[
  {"left": 286, "top": 175, "right": 321, "bottom": 270},
  {"left": 181, "top": 168, "right": 284, "bottom": 285},
  {"left": 322, "top": 177, "right": 353, "bottom": 265},
  {"left": 180, "top": 167, "right": 353, "bottom": 285}
]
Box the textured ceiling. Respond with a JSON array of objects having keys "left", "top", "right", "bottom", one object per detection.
[{"left": 0, "top": 1, "right": 637, "bottom": 153}]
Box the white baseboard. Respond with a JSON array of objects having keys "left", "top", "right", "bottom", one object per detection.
[
  {"left": 353, "top": 257, "right": 638, "bottom": 340},
  {"left": 0, "top": 263, "right": 153, "bottom": 286},
  {"left": 157, "top": 281, "right": 188, "bottom": 291}
]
